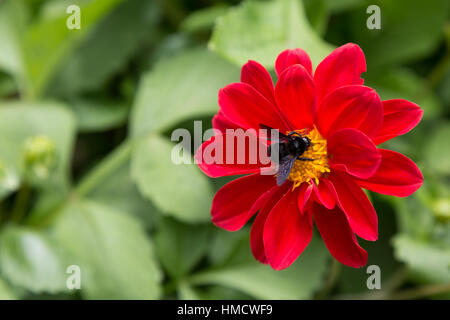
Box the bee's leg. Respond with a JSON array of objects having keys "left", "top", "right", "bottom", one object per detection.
[{"left": 297, "top": 157, "right": 316, "bottom": 161}]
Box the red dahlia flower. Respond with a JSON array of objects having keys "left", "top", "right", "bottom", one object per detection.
[{"left": 195, "top": 43, "right": 424, "bottom": 270}]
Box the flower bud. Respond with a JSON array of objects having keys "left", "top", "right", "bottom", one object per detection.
[
  {"left": 22, "top": 135, "right": 56, "bottom": 181},
  {"left": 433, "top": 198, "right": 450, "bottom": 222}
]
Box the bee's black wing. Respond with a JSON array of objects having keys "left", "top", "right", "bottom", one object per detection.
[
  {"left": 259, "top": 124, "right": 288, "bottom": 141},
  {"left": 276, "top": 154, "right": 296, "bottom": 186}
]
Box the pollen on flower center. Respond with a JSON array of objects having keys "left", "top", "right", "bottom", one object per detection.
[{"left": 288, "top": 127, "right": 329, "bottom": 189}]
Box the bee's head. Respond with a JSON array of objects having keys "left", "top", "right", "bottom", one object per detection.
[{"left": 288, "top": 132, "right": 310, "bottom": 145}]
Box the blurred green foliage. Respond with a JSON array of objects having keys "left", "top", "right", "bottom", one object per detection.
[{"left": 0, "top": 0, "right": 448, "bottom": 300}]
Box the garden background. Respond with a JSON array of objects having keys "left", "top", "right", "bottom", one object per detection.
[{"left": 0, "top": 0, "right": 449, "bottom": 300}]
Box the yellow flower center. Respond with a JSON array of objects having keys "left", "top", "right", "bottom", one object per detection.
[{"left": 287, "top": 127, "right": 330, "bottom": 189}]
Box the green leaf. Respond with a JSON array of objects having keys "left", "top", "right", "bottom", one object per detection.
[
  {"left": 191, "top": 231, "right": 329, "bottom": 300},
  {"left": 87, "top": 149, "right": 160, "bottom": 228},
  {"left": 22, "top": 0, "right": 124, "bottom": 98},
  {"left": 181, "top": 4, "right": 229, "bottom": 34},
  {"left": 350, "top": 0, "right": 450, "bottom": 67},
  {"left": 50, "top": 0, "right": 160, "bottom": 96},
  {"left": 393, "top": 234, "right": 450, "bottom": 284},
  {"left": 0, "top": 225, "right": 66, "bottom": 293},
  {"left": 303, "top": 0, "right": 329, "bottom": 36},
  {"left": 177, "top": 283, "right": 252, "bottom": 300},
  {"left": 67, "top": 97, "right": 129, "bottom": 132},
  {"left": 0, "top": 278, "right": 16, "bottom": 300},
  {"left": 154, "top": 218, "right": 210, "bottom": 279},
  {"left": 53, "top": 200, "right": 162, "bottom": 299},
  {"left": 393, "top": 193, "right": 435, "bottom": 240},
  {"left": 323, "top": 0, "right": 365, "bottom": 13},
  {"left": 199, "top": 285, "right": 253, "bottom": 300},
  {"left": 436, "top": 69, "right": 450, "bottom": 106},
  {"left": 177, "top": 282, "right": 202, "bottom": 300},
  {"left": 208, "top": 229, "right": 250, "bottom": 266},
  {"left": 0, "top": 102, "right": 75, "bottom": 191},
  {"left": 337, "top": 196, "right": 400, "bottom": 293},
  {"left": 365, "top": 68, "right": 441, "bottom": 119},
  {"left": 425, "top": 122, "right": 450, "bottom": 175},
  {"left": 209, "top": 0, "right": 334, "bottom": 69},
  {"left": 0, "top": 0, "right": 28, "bottom": 91},
  {"left": 131, "top": 47, "right": 239, "bottom": 137},
  {"left": 131, "top": 135, "right": 213, "bottom": 223}
]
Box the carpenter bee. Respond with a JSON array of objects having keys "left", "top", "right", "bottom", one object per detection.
[{"left": 260, "top": 124, "right": 315, "bottom": 186}]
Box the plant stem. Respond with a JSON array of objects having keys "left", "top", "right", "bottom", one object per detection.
[
  {"left": 333, "top": 270, "right": 450, "bottom": 300},
  {"left": 315, "top": 258, "right": 342, "bottom": 299},
  {"left": 29, "top": 140, "right": 134, "bottom": 228},
  {"left": 387, "top": 283, "right": 450, "bottom": 300},
  {"left": 331, "top": 267, "right": 408, "bottom": 300},
  {"left": 75, "top": 139, "right": 133, "bottom": 197},
  {"left": 381, "top": 266, "right": 408, "bottom": 293},
  {"left": 11, "top": 184, "right": 31, "bottom": 223}
]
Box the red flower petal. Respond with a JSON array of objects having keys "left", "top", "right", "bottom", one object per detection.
[
  {"left": 212, "top": 111, "right": 240, "bottom": 133},
  {"left": 219, "top": 82, "right": 289, "bottom": 131},
  {"left": 195, "top": 133, "right": 268, "bottom": 178},
  {"left": 316, "top": 85, "right": 383, "bottom": 139},
  {"left": 328, "top": 128, "right": 381, "bottom": 179},
  {"left": 275, "top": 65, "right": 316, "bottom": 130},
  {"left": 263, "top": 188, "right": 313, "bottom": 270},
  {"left": 275, "top": 48, "right": 313, "bottom": 76},
  {"left": 297, "top": 182, "right": 314, "bottom": 213},
  {"left": 211, "top": 174, "right": 276, "bottom": 231},
  {"left": 312, "top": 203, "right": 368, "bottom": 268},
  {"left": 314, "top": 43, "right": 366, "bottom": 105},
  {"left": 241, "top": 60, "right": 276, "bottom": 105},
  {"left": 356, "top": 149, "right": 423, "bottom": 197},
  {"left": 312, "top": 179, "right": 337, "bottom": 210},
  {"left": 374, "top": 99, "right": 424, "bottom": 145},
  {"left": 250, "top": 184, "right": 290, "bottom": 264},
  {"left": 328, "top": 172, "right": 378, "bottom": 241}
]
